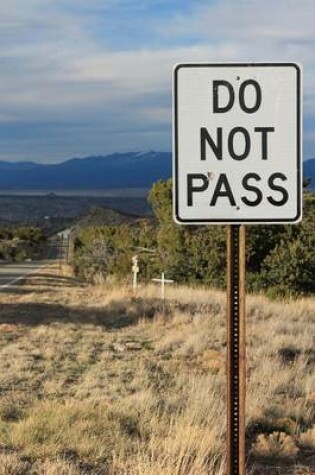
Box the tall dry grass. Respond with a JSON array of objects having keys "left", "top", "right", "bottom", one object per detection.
[{"left": 0, "top": 267, "right": 314, "bottom": 474}]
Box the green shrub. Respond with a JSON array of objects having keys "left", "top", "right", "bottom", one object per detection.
[{"left": 73, "top": 181, "right": 315, "bottom": 298}]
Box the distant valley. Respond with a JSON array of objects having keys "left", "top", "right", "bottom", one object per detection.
[{"left": 0, "top": 194, "right": 150, "bottom": 235}]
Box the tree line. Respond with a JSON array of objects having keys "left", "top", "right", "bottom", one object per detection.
[{"left": 73, "top": 180, "right": 315, "bottom": 298}]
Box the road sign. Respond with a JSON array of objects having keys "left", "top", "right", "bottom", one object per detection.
[{"left": 173, "top": 63, "right": 302, "bottom": 224}]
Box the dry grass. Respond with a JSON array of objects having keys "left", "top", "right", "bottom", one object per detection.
[{"left": 0, "top": 264, "right": 314, "bottom": 474}]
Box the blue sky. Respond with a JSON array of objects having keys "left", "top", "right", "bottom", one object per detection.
[{"left": 0, "top": 0, "right": 314, "bottom": 163}]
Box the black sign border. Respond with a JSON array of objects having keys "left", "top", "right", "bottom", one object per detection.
[{"left": 173, "top": 62, "right": 302, "bottom": 224}]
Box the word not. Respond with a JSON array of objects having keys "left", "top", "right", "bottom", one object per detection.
[{"left": 201, "top": 126, "right": 275, "bottom": 161}]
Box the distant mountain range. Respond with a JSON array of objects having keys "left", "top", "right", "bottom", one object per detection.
[
  {"left": 0, "top": 152, "right": 171, "bottom": 190},
  {"left": 0, "top": 152, "right": 314, "bottom": 191}
]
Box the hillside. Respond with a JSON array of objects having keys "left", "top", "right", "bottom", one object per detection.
[
  {"left": 74, "top": 205, "right": 142, "bottom": 228},
  {"left": 0, "top": 152, "right": 171, "bottom": 190},
  {"left": 0, "top": 267, "right": 314, "bottom": 474}
]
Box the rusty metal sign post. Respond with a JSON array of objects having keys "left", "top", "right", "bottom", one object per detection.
[
  {"left": 227, "top": 225, "right": 246, "bottom": 475},
  {"left": 173, "top": 63, "right": 302, "bottom": 475}
]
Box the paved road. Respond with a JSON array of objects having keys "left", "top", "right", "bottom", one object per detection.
[
  {"left": 0, "top": 260, "right": 52, "bottom": 290},
  {"left": 0, "top": 232, "right": 70, "bottom": 290}
]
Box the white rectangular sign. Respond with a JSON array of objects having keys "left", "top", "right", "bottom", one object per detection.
[{"left": 173, "top": 63, "right": 302, "bottom": 224}]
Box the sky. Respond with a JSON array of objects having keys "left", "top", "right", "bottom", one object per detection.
[{"left": 0, "top": 0, "right": 314, "bottom": 163}]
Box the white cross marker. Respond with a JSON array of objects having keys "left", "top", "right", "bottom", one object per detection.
[{"left": 152, "top": 272, "right": 174, "bottom": 300}]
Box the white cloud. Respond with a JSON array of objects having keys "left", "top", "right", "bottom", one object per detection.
[
  {"left": 171, "top": 0, "right": 315, "bottom": 41},
  {"left": 0, "top": 0, "right": 314, "bottom": 160},
  {"left": 169, "top": 1, "right": 315, "bottom": 72}
]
